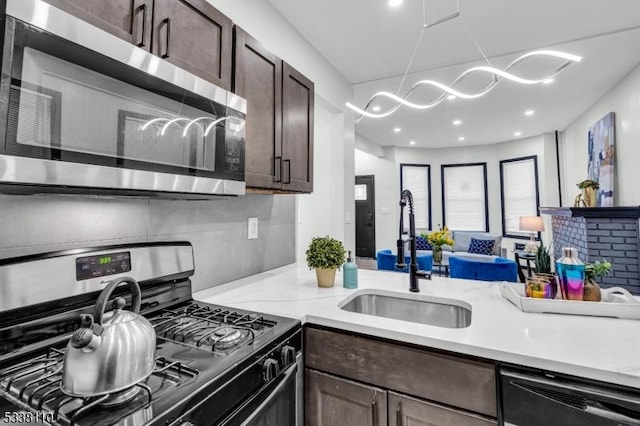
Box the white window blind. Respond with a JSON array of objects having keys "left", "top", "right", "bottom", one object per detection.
[
  {"left": 443, "top": 164, "right": 487, "bottom": 231},
  {"left": 401, "top": 165, "right": 430, "bottom": 230},
  {"left": 501, "top": 157, "right": 538, "bottom": 236}
]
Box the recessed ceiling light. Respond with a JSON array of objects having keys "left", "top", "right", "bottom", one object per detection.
[
  {"left": 458, "top": 136, "right": 465, "bottom": 142},
  {"left": 453, "top": 119, "right": 462, "bottom": 126},
  {"left": 372, "top": 105, "right": 381, "bottom": 112},
  {"left": 409, "top": 140, "right": 416, "bottom": 145},
  {"left": 543, "top": 78, "right": 555, "bottom": 85},
  {"left": 394, "top": 127, "right": 401, "bottom": 133},
  {"left": 388, "top": 0, "right": 402, "bottom": 7},
  {"left": 514, "top": 131, "right": 522, "bottom": 137},
  {"left": 524, "top": 110, "right": 535, "bottom": 116},
  {"left": 447, "top": 95, "right": 456, "bottom": 100}
]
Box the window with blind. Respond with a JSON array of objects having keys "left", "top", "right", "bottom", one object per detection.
[
  {"left": 400, "top": 164, "right": 431, "bottom": 231},
  {"left": 500, "top": 156, "right": 540, "bottom": 238},
  {"left": 441, "top": 163, "right": 488, "bottom": 231}
]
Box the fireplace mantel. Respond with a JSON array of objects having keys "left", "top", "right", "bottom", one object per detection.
[{"left": 540, "top": 207, "right": 640, "bottom": 218}]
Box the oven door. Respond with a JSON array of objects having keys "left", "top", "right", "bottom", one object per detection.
[
  {"left": 0, "top": 0, "right": 245, "bottom": 196},
  {"left": 219, "top": 362, "right": 298, "bottom": 426}
]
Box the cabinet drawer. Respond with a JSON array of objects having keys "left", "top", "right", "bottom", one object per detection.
[
  {"left": 305, "top": 327, "right": 496, "bottom": 417},
  {"left": 389, "top": 391, "right": 496, "bottom": 426}
]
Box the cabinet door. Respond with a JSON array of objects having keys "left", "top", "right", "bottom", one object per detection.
[
  {"left": 388, "top": 392, "right": 497, "bottom": 426},
  {"left": 153, "top": 0, "right": 232, "bottom": 89},
  {"left": 233, "top": 27, "right": 283, "bottom": 190},
  {"left": 282, "top": 62, "right": 314, "bottom": 193},
  {"left": 306, "top": 369, "right": 387, "bottom": 426},
  {"left": 42, "top": 0, "right": 153, "bottom": 49}
]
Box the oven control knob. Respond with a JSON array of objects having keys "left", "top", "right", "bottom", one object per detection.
[
  {"left": 280, "top": 345, "right": 296, "bottom": 366},
  {"left": 262, "top": 358, "right": 280, "bottom": 382}
]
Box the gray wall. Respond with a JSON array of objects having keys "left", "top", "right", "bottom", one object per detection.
[{"left": 0, "top": 194, "right": 295, "bottom": 292}]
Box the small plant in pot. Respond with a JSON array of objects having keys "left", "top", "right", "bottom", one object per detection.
[
  {"left": 583, "top": 260, "right": 612, "bottom": 302},
  {"left": 306, "top": 236, "right": 346, "bottom": 288},
  {"left": 529, "top": 239, "right": 557, "bottom": 298}
]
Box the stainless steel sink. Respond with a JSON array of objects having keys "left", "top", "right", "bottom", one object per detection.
[{"left": 340, "top": 292, "right": 472, "bottom": 328}]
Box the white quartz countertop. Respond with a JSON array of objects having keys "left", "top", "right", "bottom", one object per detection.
[{"left": 194, "top": 264, "right": 640, "bottom": 389}]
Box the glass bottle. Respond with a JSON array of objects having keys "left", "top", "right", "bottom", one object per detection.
[{"left": 556, "top": 247, "right": 585, "bottom": 300}]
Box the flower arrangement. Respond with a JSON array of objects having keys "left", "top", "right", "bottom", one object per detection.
[
  {"left": 422, "top": 225, "right": 453, "bottom": 248},
  {"left": 577, "top": 179, "right": 600, "bottom": 190}
]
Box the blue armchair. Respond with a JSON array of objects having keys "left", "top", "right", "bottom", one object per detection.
[
  {"left": 449, "top": 256, "right": 518, "bottom": 282},
  {"left": 376, "top": 249, "right": 433, "bottom": 273}
]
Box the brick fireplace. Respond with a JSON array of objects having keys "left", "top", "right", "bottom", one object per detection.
[{"left": 540, "top": 207, "right": 640, "bottom": 294}]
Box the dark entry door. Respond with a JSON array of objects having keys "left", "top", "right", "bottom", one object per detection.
[{"left": 355, "top": 175, "right": 376, "bottom": 258}]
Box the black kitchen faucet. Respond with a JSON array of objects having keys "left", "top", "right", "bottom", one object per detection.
[{"left": 396, "top": 189, "right": 431, "bottom": 292}]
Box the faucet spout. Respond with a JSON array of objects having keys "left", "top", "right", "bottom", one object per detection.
[{"left": 396, "top": 190, "right": 431, "bottom": 292}]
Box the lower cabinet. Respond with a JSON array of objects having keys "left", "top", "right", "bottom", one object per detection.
[
  {"left": 306, "top": 370, "right": 387, "bottom": 426},
  {"left": 304, "top": 327, "right": 498, "bottom": 426},
  {"left": 388, "top": 392, "right": 496, "bottom": 426}
]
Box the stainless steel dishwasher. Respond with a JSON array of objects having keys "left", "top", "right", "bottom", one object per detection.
[{"left": 500, "top": 366, "right": 640, "bottom": 425}]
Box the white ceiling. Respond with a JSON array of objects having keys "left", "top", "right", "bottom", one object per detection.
[{"left": 268, "top": 0, "right": 640, "bottom": 148}]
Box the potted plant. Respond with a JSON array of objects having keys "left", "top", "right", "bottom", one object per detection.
[
  {"left": 583, "top": 260, "right": 612, "bottom": 302},
  {"left": 306, "top": 236, "right": 346, "bottom": 288},
  {"left": 421, "top": 225, "right": 453, "bottom": 264},
  {"left": 529, "top": 239, "right": 557, "bottom": 298},
  {"left": 576, "top": 179, "right": 600, "bottom": 207}
]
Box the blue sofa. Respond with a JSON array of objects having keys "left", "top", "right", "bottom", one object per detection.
[
  {"left": 449, "top": 256, "right": 518, "bottom": 282},
  {"left": 376, "top": 249, "right": 433, "bottom": 273}
]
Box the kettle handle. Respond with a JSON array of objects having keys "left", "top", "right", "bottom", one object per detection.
[{"left": 93, "top": 276, "right": 142, "bottom": 326}]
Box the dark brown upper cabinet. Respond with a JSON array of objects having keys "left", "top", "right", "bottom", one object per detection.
[
  {"left": 40, "top": 0, "right": 154, "bottom": 49},
  {"left": 41, "top": 0, "right": 233, "bottom": 90},
  {"left": 234, "top": 26, "right": 314, "bottom": 193},
  {"left": 153, "top": 0, "right": 232, "bottom": 90}
]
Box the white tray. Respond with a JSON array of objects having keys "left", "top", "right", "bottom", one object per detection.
[{"left": 499, "top": 283, "right": 640, "bottom": 320}]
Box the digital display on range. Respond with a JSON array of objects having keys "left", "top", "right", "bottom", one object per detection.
[{"left": 76, "top": 251, "right": 131, "bottom": 281}]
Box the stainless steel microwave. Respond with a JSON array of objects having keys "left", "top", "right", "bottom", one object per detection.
[{"left": 0, "top": 0, "right": 246, "bottom": 197}]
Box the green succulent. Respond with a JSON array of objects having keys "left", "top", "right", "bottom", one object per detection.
[
  {"left": 306, "top": 236, "right": 346, "bottom": 270},
  {"left": 585, "top": 260, "right": 612, "bottom": 281},
  {"left": 535, "top": 240, "right": 552, "bottom": 274}
]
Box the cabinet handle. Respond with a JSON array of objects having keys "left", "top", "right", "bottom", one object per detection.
[
  {"left": 274, "top": 156, "right": 282, "bottom": 182},
  {"left": 396, "top": 402, "right": 403, "bottom": 426},
  {"left": 134, "top": 3, "right": 148, "bottom": 47},
  {"left": 283, "top": 159, "right": 291, "bottom": 184},
  {"left": 371, "top": 394, "right": 379, "bottom": 426},
  {"left": 161, "top": 18, "right": 171, "bottom": 58}
]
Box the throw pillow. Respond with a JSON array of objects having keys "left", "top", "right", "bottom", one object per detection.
[
  {"left": 416, "top": 235, "right": 432, "bottom": 250},
  {"left": 467, "top": 238, "right": 495, "bottom": 255}
]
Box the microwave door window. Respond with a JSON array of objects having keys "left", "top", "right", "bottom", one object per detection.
[
  {"left": 120, "top": 112, "right": 210, "bottom": 171},
  {"left": 9, "top": 84, "right": 60, "bottom": 150},
  {"left": 10, "top": 46, "right": 220, "bottom": 172}
]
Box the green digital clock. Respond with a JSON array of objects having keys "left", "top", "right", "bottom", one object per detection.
[{"left": 98, "top": 256, "right": 112, "bottom": 265}]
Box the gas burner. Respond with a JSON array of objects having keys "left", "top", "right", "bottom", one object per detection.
[
  {"left": 150, "top": 303, "right": 276, "bottom": 354},
  {"left": 0, "top": 350, "right": 198, "bottom": 426},
  {"left": 99, "top": 387, "right": 141, "bottom": 407}
]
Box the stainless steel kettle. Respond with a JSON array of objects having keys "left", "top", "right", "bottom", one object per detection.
[{"left": 61, "top": 276, "right": 156, "bottom": 396}]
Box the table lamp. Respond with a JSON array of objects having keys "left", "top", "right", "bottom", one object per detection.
[{"left": 519, "top": 216, "right": 545, "bottom": 254}]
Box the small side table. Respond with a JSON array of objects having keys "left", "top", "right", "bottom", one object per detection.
[{"left": 514, "top": 250, "right": 536, "bottom": 283}]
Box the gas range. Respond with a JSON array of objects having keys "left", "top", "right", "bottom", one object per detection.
[{"left": 0, "top": 243, "right": 302, "bottom": 426}]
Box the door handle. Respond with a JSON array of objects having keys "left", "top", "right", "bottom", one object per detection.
[
  {"left": 396, "top": 402, "right": 403, "bottom": 426},
  {"left": 161, "top": 18, "right": 171, "bottom": 58},
  {"left": 134, "top": 3, "right": 148, "bottom": 47},
  {"left": 274, "top": 157, "right": 282, "bottom": 182},
  {"left": 371, "top": 394, "right": 379, "bottom": 426},
  {"left": 283, "top": 159, "right": 291, "bottom": 184}
]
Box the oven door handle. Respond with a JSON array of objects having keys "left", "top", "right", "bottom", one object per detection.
[{"left": 239, "top": 362, "right": 297, "bottom": 426}]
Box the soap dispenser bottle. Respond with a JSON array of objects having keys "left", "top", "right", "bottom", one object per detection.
[{"left": 343, "top": 250, "right": 358, "bottom": 289}]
